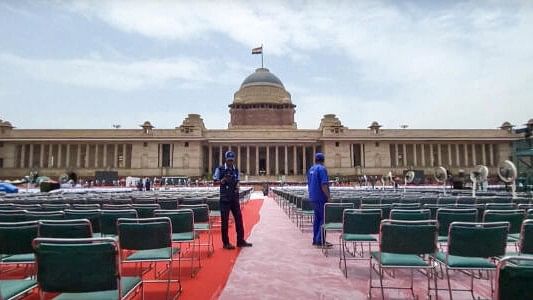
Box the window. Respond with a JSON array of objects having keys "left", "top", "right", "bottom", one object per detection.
[
  {"left": 0, "top": 158, "right": 3, "bottom": 168},
  {"left": 375, "top": 142, "right": 380, "bottom": 147},
  {"left": 335, "top": 142, "right": 340, "bottom": 147},
  {"left": 184, "top": 142, "right": 189, "bottom": 147},
  {"left": 0, "top": 142, "right": 3, "bottom": 147},
  {"left": 161, "top": 144, "right": 171, "bottom": 167},
  {"left": 143, "top": 142, "right": 148, "bottom": 147}
]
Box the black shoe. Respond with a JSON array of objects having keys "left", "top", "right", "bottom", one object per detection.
[
  {"left": 223, "top": 243, "right": 235, "bottom": 250},
  {"left": 313, "top": 242, "right": 333, "bottom": 248},
  {"left": 237, "top": 241, "right": 253, "bottom": 247}
]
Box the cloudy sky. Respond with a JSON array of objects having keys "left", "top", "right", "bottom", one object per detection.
[{"left": 1, "top": 1, "right": 532, "bottom": 130}]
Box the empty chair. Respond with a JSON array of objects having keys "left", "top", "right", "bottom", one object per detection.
[
  {"left": 483, "top": 210, "right": 525, "bottom": 242},
  {"left": 321, "top": 203, "right": 354, "bottom": 255},
  {"left": 132, "top": 204, "right": 161, "bottom": 219},
  {"left": 436, "top": 208, "right": 478, "bottom": 243},
  {"left": 102, "top": 204, "right": 133, "bottom": 210},
  {"left": 485, "top": 203, "right": 517, "bottom": 210},
  {"left": 158, "top": 199, "right": 179, "bottom": 210},
  {"left": 38, "top": 219, "right": 93, "bottom": 239},
  {"left": 0, "top": 210, "right": 27, "bottom": 223},
  {"left": 25, "top": 211, "right": 64, "bottom": 221},
  {"left": 518, "top": 219, "right": 533, "bottom": 255},
  {"left": 100, "top": 210, "right": 138, "bottom": 236},
  {"left": 496, "top": 256, "right": 533, "bottom": 300},
  {"left": 72, "top": 204, "right": 101, "bottom": 209},
  {"left": 0, "top": 221, "right": 39, "bottom": 276},
  {"left": 40, "top": 203, "right": 70, "bottom": 211},
  {"left": 32, "top": 237, "right": 143, "bottom": 299},
  {"left": 64, "top": 209, "right": 102, "bottom": 234},
  {"left": 390, "top": 209, "right": 431, "bottom": 221},
  {"left": 391, "top": 202, "right": 421, "bottom": 210},
  {"left": 179, "top": 204, "right": 213, "bottom": 256}
]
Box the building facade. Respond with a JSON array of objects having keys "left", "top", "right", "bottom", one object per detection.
[{"left": 0, "top": 68, "right": 525, "bottom": 181}]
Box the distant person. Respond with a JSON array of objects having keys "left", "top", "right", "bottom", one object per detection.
[
  {"left": 213, "top": 151, "right": 252, "bottom": 249},
  {"left": 145, "top": 178, "right": 151, "bottom": 191},
  {"left": 307, "top": 153, "right": 331, "bottom": 247}
]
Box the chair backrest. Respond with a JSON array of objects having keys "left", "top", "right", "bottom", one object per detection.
[
  {"left": 158, "top": 199, "right": 179, "bottom": 210},
  {"left": 64, "top": 209, "right": 102, "bottom": 233},
  {"left": 483, "top": 210, "right": 525, "bottom": 234},
  {"left": 0, "top": 221, "right": 39, "bottom": 255},
  {"left": 117, "top": 217, "right": 172, "bottom": 251},
  {"left": 131, "top": 204, "right": 161, "bottom": 218},
  {"left": 391, "top": 203, "right": 421, "bottom": 210},
  {"left": 528, "top": 209, "right": 533, "bottom": 219},
  {"left": 361, "top": 204, "right": 391, "bottom": 219},
  {"left": 448, "top": 222, "right": 509, "bottom": 258},
  {"left": 485, "top": 203, "right": 517, "bottom": 210},
  {"left": 100, "top": 209, "right": 138, "bottom": 235},
  {"left": 39, "top": 219, "right": 93, "bottom": 239},
  {"left": 181, "top": 198, "right": 206, "bottom": 205},
  {"left": 15, "top": 204, "right": 42, "bottom": 211},
  {"left": 0, "top": 209, "right": 28, "bottom": 222},
  {"left": 179, "top": 204, "right": 209, "bottom": 223},
  {"left": 41, "top": 203, "right": 70, "bottom": 212},
  {"left": 343, "top": 209, "right": 381, "bottom": 235},
  {"left": 324, "top": 203, "right": 354, "bottom": 224},
  {"left": 390, "top": 209, "right": 431, "bottom": 221},
  {"left": 33, "top": 238, "right": 121, "bottom": 295},
  {"left": 436, "top": 208, "right": 478, "bottom": 237},
  {"left": 25, "top": 211, "right": 65, "bottom": 221},
  {"left": 496, "top": 256, "right": 533, "bottom": 300},
  {"left": 72, "top": 204, "right": 101, "bottom": 210},
  {"left": 379, "top": 219, "right": 438, "bottom": 255},
  {"left": 102, "top": 204, "right": 133, "bottom": 210},
  {"left": 519, "top": 219, "right": 533, "bottom": 255},
  {"left": 154, "top": 209, "right": 194, "bottom": 234}
]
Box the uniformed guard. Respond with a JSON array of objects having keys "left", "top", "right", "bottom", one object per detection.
[
  {"left": 307, "top": 152, "right": 331, "bottom": 247},
  {"left": 213, "top": 151, "right": 253, "bottom": 249}
]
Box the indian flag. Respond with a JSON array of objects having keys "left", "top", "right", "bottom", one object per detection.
[{"left": 251, "top": 46, "right": 262, "bottom": 54}]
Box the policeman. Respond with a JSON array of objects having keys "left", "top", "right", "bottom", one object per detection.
[
  {"left": 307, "top": 152, "right": 331, "bottom": 247},
  {"left": 213, "top": 151, "right": 252, "bottom": 249}
]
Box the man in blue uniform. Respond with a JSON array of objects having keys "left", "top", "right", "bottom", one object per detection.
[
  {"left": 213, "top": 151, "right": 253, "bottom": 249},
  {"left": 307, "top": 152, "right": 331, "bottom": 247}
]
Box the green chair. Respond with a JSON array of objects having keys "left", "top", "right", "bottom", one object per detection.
[
  {"left": 436, "top": 208, "right": 477, "bottom": 244},
  {"left": 518, "top": 219, "right": 533, "bottom": 256},
  {"left": 100, "top": 209, "right": 138, "bottom": 236},
  {"left": 72, "top": 204, "right": 101, "bottom": 210},
  {"left": 296, "top": 199, "right": 314, "bottom": 231},
  {"left": 339, "top": 209, "right": 381, "bottom": 278},
  {"left": 321, "top": 203, "right": 354, "bottom": 256},
  {"left": 369, "top": 220, "right": 438, "bottom": 300},
  {"left": 179, "top": 204, "right": 213, "bottom": 256},
  {"left": 0, "top": 221, "right": 39, "bottom": 277},
  {"left": 158, "top": 199, "right": 179, "bottom": 210},
  {"left": 40, "top": 203, "right": 70, "bottom": 212},
  {"left": 38, "top": 219, "right": 93, "bottom": 239},
  {"left": 33, "top": 237, "right": 143, "bottom": 300},
  {"left": 391, "top": 203, "right": 421, "bottom": 210},
  {"left": 118, "top": 217, "right": 180, "bottom": 299},
  {"left": 0, "top": 278, "right": 37, "bottom": 300},
  {"left": 485, "top": 203, "right": 517, "bottom": 210},
  {"left": 483, "top": 210, "right": 525, "bottom": 242},
  {"left": 64, "top": 209, "right": 102, "bottom": 235},
  {"left": 528, "top": 209, "right": 533, "bottom": 219},
  {"left": 25, "top": 211, "right": 65, "bottom": 221},
  {"left": 132, "top": 204, "right": 161, "bottom": 219},
  {"left": 154, "top": 209, "right": 199, "bottom": 277},
  {"left": 496, "top": 256, "right": 533, "bottom": 300},
  {"left": 389, "top": 209, "right": 431, "bottom": 221},
  {"left": 434, "top": 221, "right": 509, "bottom": 300},
  {"left": 361, "top": 204, "right": 391, "bottom": 220},
  {"left": 0, "top": 210, "right": 27, "bottom": 223}
]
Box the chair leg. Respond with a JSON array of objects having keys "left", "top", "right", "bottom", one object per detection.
[
  {"left": 445, "top": 267, "right": 453, "bottom": 300},
  {"left": 379, "top": 266, "right": 385, "bottom": 300},
  {"left": 368, "top": 256, "right": 373, "bottom": 299}
]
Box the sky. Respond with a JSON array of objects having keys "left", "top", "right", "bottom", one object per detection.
[{"left": 0, "top": 0, "right": 532, "bottom": 130}]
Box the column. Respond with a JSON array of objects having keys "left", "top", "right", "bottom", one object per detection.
[
  {"left": 448, "top": 144, "right": 452, "bottom": 167},
  {"left": 313, "top": 144, "right": 316, "bottom": 158},
  {"left": 429, "top": 144, "right": 434, "bottom": 167},
  {"left": 122, "top": 144, "right": 127, "bottom": 168},
  {"left": 65, "top": 144, "right": 70, "bottom": 168},
  {"left": 39, "top": 144, "right": 45, "bottom": 168},
  {"left": 20, "top": 145, "right": 26, "bottom": 168},
  {"left": 394, "top": 143, "right": 399, "bottom": 166},
  {"left": 57, "top": 144, "right": 62, "bottom": 168},
  {"left": 402, "top": 144, "right": 407, "bottom": 167},
  {"left": 219, "top": 146, "right": 223, "bottom": 166},
  {"left": 302, "top": 146, "right": 307, "bottom": 175},
  {"left": 48, "top": 144, "right": 53, "bottom": 168},
  {"left": 255, "top": 146, "right": 259, "bottom": 175},
  {"left": 472, "top": 144, "right": 477, "bottom": 165},
  {"left": 293, "top": 145, "right": 297, "bottom": 175},
  {"left": 85, "top": 144, "right": 90, "bottom": 168},
  {"left": 76, "top": 144, "right": 81, "bottom": 167},
  {"left": 275, "top": 146, "right": 279, "bottom": 175},
  {"left": 28, "top": 144, "right": 34, "bottom": 168},
  {"left": 266, "top": 145, "right": 270, "bottom": 175},
  {"left": 481, "top": 144, "right": 486, "bottom": 165},
  {"left": 157, "top": 144, "right": 162, "bottom": 168},
  {"left": 103, "top": 144, "right": 107, "bottom": 168},
  {"left": 437, "top": 144, "right": 442, "bottom": 166},
  {"left": 246, "top": 146, "right": 250, "bottom": 175},
  {"left": 284, "top": 145, "right": 288, "bottom": 175},
  {"left": 464, "top": 144, "right": 469, "bottom": 166},
  {"left": 208, "top": 144, "right": 213, "bottom": 173},
  {"left": 113, "top": 144, "right": 118, "bottom": 168},
  {"left": 421, "top": 144, "right": 426, "bottom": 167},
  {"left": 237, "top": 146, "right": 242, "bottom": 170},
  {"left": 455, "top": 144, "right": 460, "bottom": 167},
  {"left": 95, "top": 144, "right": 100, "bottom": 168},
  {"left": 413, "top": 144, "right": 418, "bottom": 166},
  {"left": 360, "top": 144, "right": 364, "bottom": 168},
  {"left": 489, "top": 144, "right": 494, "bottom": 166}
]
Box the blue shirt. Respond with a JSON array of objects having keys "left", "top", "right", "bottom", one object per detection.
[
  {"left": 307, "top": 163, "right": 329, "bottom": 203},
  {"left": 213, "top": 163, "right": 240, "bottom": 181}
]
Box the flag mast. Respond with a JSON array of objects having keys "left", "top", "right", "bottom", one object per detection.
[
  {"left": 252, "top": 44, "right": 264, "bottom": 68},
  {"left": 261, "top": 44, "right": 264, "bottom": 68}
]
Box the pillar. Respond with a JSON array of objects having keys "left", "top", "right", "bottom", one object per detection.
[
  {"left": 284, "top": 145, "right": 288, "bottom": 175},
  {"left": 394, "top": 143, "right": 399, "bottom": 166},
  {"left": 448, "top": 144, "right": 452, "bottom": 167},
  {"left": 302, "top": 145, "right": 307, "bottom": 175},
  {"left": 437, "top": 144, "right": 442, "bottom": 166},
  {"left": 360, "top": 144, "right": 364, "bottom": 168},
  {"left": 85, "top": 144, "right": 90, "bottom": 168},
  {"left": 455, "top": 144, "right": 460, "bottom": 167},
  {"left": 472, "top": 144, "right": 477, "bottom": 165},
  {"left": 489, "top": 144, "right": 494, "bottom": 166},
  {"left": 464, "top": 144, "right": 469, "bottom": 166},
  {"left": 95, "top": 144, "right": 100, "bottom": 168},
  {"left": 313, "top": 144, "right": 316, "bottom": 158},
  {"left": 292, "top": 145, "right": 297, "bottom": 175},
  {"left": 266, "top": 145, "right": 270, "bottom": 175},
  {"left": 275, "top": 145, "right": 279, "bottom": 175},
  {"left": 65, "top": 144, "right": 70, "bottom": 168},
  {"left": 237, "top": 145, "right": 241, "bottom": 170},
  {"left": 57, "top": 144, "right": 62, "bottom": 168},
  {"left": 39, "top": 144, "right": 45, "bottom": 168},
  {"left": 76, "top": 144, "right": 81, "bottom": 167},
  {"left": 113, "top": 144, "right": 118, "bottom": 168},
  {"left": 208, "top": 144, "right": 213, "bottom": 173},
  {"left": 246, "top": 145, "right": 250, "bottom": 175},
  {"left": 421, "top": 144, "right": 426, "bottom": 167},
  {"left": 48, "top": 144, "right": 53, "bottom": 168},
  {"left": 429, "top": 144, "right": 434, "bottom": 167},
  {"left": 255, "top": 146, "right": 259, "bottom": 175},
  {"left": 402, "top": 144, "right": 407, "bottom": 167},
  {"left": 219, "top": 146, "right": 223, "bottom": 167},
  {"left": 413, "top": 144, "right": 418, "bottom": 166},
  {"left": 28, "top": 144, "right": 34, "bottom": 168},
  {"left": 482, "top": 144, "right": 486, "bottom": 165}
]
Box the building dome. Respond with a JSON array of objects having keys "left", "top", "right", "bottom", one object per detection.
[{"left": 241, "top": 68, "right": 284, "bottom": 88}]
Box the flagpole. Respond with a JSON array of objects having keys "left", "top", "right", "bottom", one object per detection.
[{"left": 261, "top": 44, "right": 264, "bottom": 68}]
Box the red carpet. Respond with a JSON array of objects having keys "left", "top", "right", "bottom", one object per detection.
[{"left": 11, "top": 199, "right": 263, "bottom": 300}]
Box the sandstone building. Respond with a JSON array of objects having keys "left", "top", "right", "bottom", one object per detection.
[{"left": 0, "top": 68, "right": 524, "bottom": 181}]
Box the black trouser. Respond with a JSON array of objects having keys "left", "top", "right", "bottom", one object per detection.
[{"left": 220, "top": 199, "right": 245, "bottom": 245}]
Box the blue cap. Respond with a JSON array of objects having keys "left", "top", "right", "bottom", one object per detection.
[
  {"left": 315, "top": 152, "right": 325, "bottom": 162},
  {"left": 225, "top": 151, "right": 236, "bottom": 160}
]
